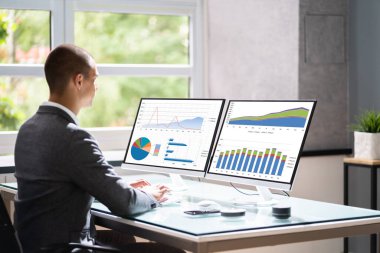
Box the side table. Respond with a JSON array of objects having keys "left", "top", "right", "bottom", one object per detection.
[{"left": 343, "top": 157, "right": 380, "bottom": 253}]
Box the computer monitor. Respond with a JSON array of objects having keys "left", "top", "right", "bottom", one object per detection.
[
  {"left": 122, "top": 98, "right": 225, "bottom": 188},
  {"left": 206, "top": 100, "right": 316, "bottom": 204}
]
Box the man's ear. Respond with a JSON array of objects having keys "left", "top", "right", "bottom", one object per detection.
[{"left": 74, "top": 73, "right": 84, "bottom": 90}]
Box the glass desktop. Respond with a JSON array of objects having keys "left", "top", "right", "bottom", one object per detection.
[{"left": 90, "top": 174, "right": 380, "bottom": 236}]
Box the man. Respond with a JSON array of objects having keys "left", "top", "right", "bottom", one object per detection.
[{"left": 14, "top": 44, "right": 180, "bottom": 253}]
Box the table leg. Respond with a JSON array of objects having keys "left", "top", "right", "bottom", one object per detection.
[
  {"left": 371, "top": 167, "right": 377, "bottom": 253},
  {"left": 344, "top": 164, "right": 349, "bottom": 253},
  {"left": 371, "top": 167, "right": 377, "bottom": 210}
]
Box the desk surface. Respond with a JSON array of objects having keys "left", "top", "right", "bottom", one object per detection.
[
  {"left": 89, "top": 175, "right": 380, "bottom": 236},
  {"left": 3, "top": 175, "right": 380, "bottom": 253},
  {"left": 92, "top": 197, "right": 380, "bottom": 236},
  {"left": 344, "top": 157, "right": 380, "bottom": 166}
]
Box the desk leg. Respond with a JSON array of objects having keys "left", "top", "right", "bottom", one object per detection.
[
  {"left": 371, "top": 167, "right": 377, "bottom": 253},
  {"left": 371, "top": 166, "right": 377, "bottom": 210},
  {"left": 344, "top": 164, "right": 349, "bottom": 253},
  {"left": 371, "top": 234, "right": 377, "bottom": 253}
]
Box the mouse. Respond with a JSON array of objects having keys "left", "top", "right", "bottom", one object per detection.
[{"left": 196, "top": 200, "right": 220, "bottom": 210}]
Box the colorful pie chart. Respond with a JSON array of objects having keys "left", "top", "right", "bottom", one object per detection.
[{"left": 131, "top": 137, "right": 151, "bottom": 160}]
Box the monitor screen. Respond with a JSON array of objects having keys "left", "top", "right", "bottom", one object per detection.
[
  {"left": 206, "top": 100, "right": 316, "bottom": 191},
  {"left": 122, "top": 98, "right": 225, "bottom": 177}
]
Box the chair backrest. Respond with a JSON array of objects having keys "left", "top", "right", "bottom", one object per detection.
[{"left": 0, "top": 194, "right": 22, "bottom": 253}]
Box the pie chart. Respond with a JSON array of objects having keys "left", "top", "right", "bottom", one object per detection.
[{"left": 131, "top": 137, "right": 151, "bottom": 160}]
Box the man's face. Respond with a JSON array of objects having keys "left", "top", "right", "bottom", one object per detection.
[{"left": 81, "top": 65, "right": 99, "bottom": 108}]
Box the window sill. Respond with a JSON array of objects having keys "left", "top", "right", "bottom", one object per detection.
[{"left": 0, "top": 150, "right": 126, "bottom": 174}]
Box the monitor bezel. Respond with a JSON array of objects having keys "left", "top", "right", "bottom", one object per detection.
[
  {"left": 122, "top": 98, "right": 226, "bottom": 177},
  {"left": 205, "top": 99, "right": 317, "bottom": 191}
]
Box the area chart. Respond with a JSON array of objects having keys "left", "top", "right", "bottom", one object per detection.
[{"left": 228, "top": 107, "right": 309, "bottom": 128}]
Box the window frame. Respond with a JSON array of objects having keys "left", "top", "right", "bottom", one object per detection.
[{"left": 0, "top": 0, "right": 204, "bottom": 154}]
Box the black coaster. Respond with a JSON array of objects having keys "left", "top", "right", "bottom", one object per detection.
[
  {"left": 272, "top": 205, "right": 291, "bottom": 219},
  {"left": 220, "top": 208, "right": 246, "bottom": 217}
]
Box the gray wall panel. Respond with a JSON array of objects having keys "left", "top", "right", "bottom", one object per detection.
[
  {"left": 349, "top": 0, "right": 380, "bottom": 123},
  {"left": 305, "top": 15, "right": 345, "bottom": 64},
  {"left": 299, "top": 0, "right": 348, "bottom": 150}
]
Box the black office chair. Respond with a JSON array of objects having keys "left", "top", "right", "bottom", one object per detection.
[{"left": 0, "top": 194, "right": 121, "bottom": 252}]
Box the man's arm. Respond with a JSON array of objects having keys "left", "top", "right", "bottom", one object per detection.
[{"left": 66, "top": 126, "right": 159, "bottom": 216}]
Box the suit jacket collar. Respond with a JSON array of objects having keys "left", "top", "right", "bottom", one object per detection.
[{"left": 37, "top": 105, "right": 77, "bottom": 125}]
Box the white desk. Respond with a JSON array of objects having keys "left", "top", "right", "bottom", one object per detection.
[
  {"left": 90, "top": 177, "right": 380, "bottom": 253},
  {"left": 2, "top": 176, "right": 380, "bottom": 253}
]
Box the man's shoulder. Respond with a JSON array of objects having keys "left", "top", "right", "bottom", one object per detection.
[
  {"left": 66, "top": 123, "right": 92, "bottom": 139},
  {"left": 18, "top": 111, "right": 92, "bottom": 143}
]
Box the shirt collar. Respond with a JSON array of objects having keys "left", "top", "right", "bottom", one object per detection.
[{"left": 42, "top": 101, "right": 79, "bottom": 125}]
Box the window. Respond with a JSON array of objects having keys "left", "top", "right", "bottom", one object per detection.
[
  {"left": 75, "top": 12, "right": 189, "bottom": 64},
  {"left": 0, "top": 0, "right": 203, "bottom": 153},
  {"left": 0, "top": 8, "right": 50, "bottom": 135},
  {"left": 0, "top": 9, "right": 50, "bottom": 64},
  {"left": 0, "top": 77, "right": 48, "bottom": 130}
]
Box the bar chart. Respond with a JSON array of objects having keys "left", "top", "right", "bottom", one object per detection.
[
  {"left": 164, "top": 138, "right": 194, "bottom": 163},
  {"left": 215, "top": 147, "right": 287, "bottom": 176},
  {"left": 208, "top": 100, "right": 315, "bottom": 184},
  {"left": 153, "top": 144, "right": 161, "bottom": 156}
]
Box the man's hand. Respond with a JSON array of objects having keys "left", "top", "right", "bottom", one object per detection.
[{"left": 142, "top": 184, "right": 171, "bottom": 203}]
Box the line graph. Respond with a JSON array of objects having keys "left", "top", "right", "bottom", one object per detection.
[
  {"left": 135, "top": 101, "right": 217, "bottom": 131},
  {"left": 142, "top": 107, "right": 204, "bottom": 130}
]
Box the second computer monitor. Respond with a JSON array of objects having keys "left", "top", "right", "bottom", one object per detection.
[
  {"left": 207, "top": 100, "right": 316, "bottom": 191},
  {"left": 122, "top": 98, "right": 225, "bottom": 177}
]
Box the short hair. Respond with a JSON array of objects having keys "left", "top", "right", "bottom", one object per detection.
[{"left": 44, "top": 44, "right": 94, "bottom": 95}]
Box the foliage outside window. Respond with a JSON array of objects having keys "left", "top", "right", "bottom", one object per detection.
[
  {"left": 0, "top": 9, "right": 50, "bottom": 131},
  {"left": 0, "top": 7, "right": 190, "bottom": 130},
  {"left": 75, "top": 12, "right": 189, "bottom": 127},
  {"left": 75, "top": 12, "right": 189, "bottom": 64},
  {"left": 0, "top": 10, "right": 50, "bottom": 64}
]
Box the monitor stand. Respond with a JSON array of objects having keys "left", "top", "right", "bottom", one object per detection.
[
  {"left": 233, "top": 186, "right": 278, "bottom": 207},
  {"left": 168, "top": 173, "right": 188, "bottom": 192},
  {"left": 161, "top": 174, "right": 188, "bottom": 205}
]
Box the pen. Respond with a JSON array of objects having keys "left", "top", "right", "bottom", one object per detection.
[{"left": 184, "top": 209, "right": 220, "bottom": 215}]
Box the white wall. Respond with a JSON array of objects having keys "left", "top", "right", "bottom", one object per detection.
[{"left": 206, "top": 0, "right": 299, "bottom": 100}]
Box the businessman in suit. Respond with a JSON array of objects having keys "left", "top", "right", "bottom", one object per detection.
[{"left": 14, "top": 44, "right": 183, "bottom": 253}]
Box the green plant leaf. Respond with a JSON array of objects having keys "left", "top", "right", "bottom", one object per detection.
[{"left": 352, "top": 111, "right": 380, "bottom": 133}]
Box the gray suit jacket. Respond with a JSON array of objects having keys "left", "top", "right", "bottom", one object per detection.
[{"left": 14, "top": 105, "right": 156, "bottom": 253}]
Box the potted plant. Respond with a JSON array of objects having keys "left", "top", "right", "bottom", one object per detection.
[{"left": 352, "top": 111, "right": 380, "bottom": 160}]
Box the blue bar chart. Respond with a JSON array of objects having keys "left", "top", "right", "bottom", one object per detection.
[
  {"left": 215, "top": 147, "right": 289, "bottom": 177},
  {"left": 164, "top": 138, "right": 194, "bottom": 163},
  {"left": 209, "top": 100, "right": 315, "bottom": 185},
  {"left": 227, "top": 150, "right": 235, "bottom": 169}
]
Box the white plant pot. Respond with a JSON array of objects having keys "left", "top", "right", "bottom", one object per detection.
[{"left": 354, "top": 131, "right": 380, "bottom": 160}]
